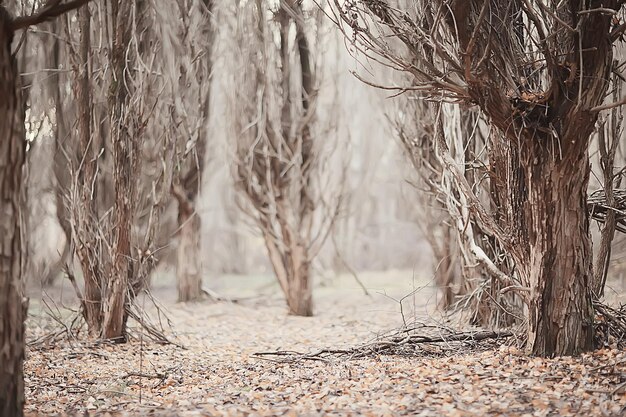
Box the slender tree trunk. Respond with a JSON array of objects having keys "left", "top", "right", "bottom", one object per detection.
[
  {"left": 50, "top": 19, "right": 73, "bottom": 287},
  {"left": 264, "top": 229, "right": 313, "bottom": 317},
  {"left": 175, "top": 196, "right": 202, "bottom": 302},
  {"left": 592, "top": 83, "right": 622, "bottom": 298},
  {"left": 434, "top": 223, "right": 461, "bottom": 308},
  {"left": 0, "top": 8, "right": 26, "bottom": 416},
  {"left": 103, "top": 0, "right": 135, "bottom": 340},
  {"left": 72, "top": 4, "right": 103, "bottom": 336},
  {"left": 285, "top": 245, "right": 312, "bottom": 317},
  {"left": 174, "top": 0, "right": 214, "bottom": 302},
  {"left": 265, "top": 201, "right": 313, "bottom": 316}
]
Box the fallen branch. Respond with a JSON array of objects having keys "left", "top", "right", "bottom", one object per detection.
[
  {"left": 588, "top": 189, "right": 626, "bottom": 234},
  {"left": 254, "top": 328, "right": 514, "bottom": 363},
  {"left": 594, "top": 300, "right": 626, "bottom": 349}
]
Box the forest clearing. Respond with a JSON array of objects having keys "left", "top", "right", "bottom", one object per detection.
[
  {"left": 23, "top": 273, "right": 626, "bottom": 416},
  {"left": 3, "top": 0, "right": 626, "bottom": 416}
]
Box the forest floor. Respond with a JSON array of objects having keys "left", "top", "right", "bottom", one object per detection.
[{"left": 23, "top": 270, "right": 626, "bottom": 416}]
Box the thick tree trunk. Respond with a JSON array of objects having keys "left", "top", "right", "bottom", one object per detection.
[
  {"left": 0, "top": 9, "right": 26, "bottom": 416},
  {"left": 469, "top": 7, "right": 610, "bottom": 355},
  {"left": 524, "top": 146, "right": 594, "bottom": 356},
  {"left": 176, "top": 205, "right": 203, "bottom": 302}
]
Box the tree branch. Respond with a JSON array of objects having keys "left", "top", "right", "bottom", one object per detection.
[
  {"left": 11, "top": 0, "right": 93, "bottom": 31},
  {"left": 589, "top": 95, "right": 626, "bottom": 112}
]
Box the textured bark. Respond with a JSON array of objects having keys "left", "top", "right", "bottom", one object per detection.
[
  {"left": 524, "top": 147, "right": 594, "bottom": 356},
  {"left": 103, "top": 0, "right": 135, "bottom": 340},
  {"left": 454, "top": 0, "right": 614, "bottom": 356},
  {"left": 71, "top": 3, "right": 104, "bottom": 336},
  {"left": 0, "top": 8, "right": 25, "bottom": 416}
]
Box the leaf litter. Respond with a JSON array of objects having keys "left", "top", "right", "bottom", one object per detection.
[{"left": 23, "top": 281, "right": 626, "bottom": 416}]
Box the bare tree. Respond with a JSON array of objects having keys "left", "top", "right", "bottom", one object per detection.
[
  {"left": 159, "top": 0, "right": 215, "bottom": 302},
  {"left": 55, "top": 0, "right": 176, "bottom": 339},
  {"left": 72, "top": 1, "right": 103, "bottom": 335},
  {"left": 0, "top": 1, "right": 92, "bottom": 414},
  {"left": 230, "top": 0, "right": 343, "bottom": 316},
  {"left": 331, "top": 0, "right": 625, "bottom": 356}
]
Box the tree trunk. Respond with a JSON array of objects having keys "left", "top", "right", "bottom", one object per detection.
[
  {"left": 285, "top": 243, "right": 312, "bottom": 317},
  {"left": 434, "top": 223, "right": 461, "bottom": 309},
  {"left": 467, "top": 6, "right": 611, "bottom": 355},
  {"left": 103, "top": 0, "right": 135, "bottom": 340},
  {"left": 0, "top": 8, "right": 26, "bottom": 416},
  {"left": 176, "top": 205, "right": 202, "bottom": 302},
  {"left": 72, "top": 3, "right": 103, "bottom": 337},
  {"left": 173, "top": 0, "right": 213, "bottom": 302},
  {"left": 264, "top": 226, "right": 313, "bottom": 317},
  {"left": 50, "top": 19, "right": 72, "bottom": 287},
  {"left": 524, "top": 145, "right": 594, "bottom": 356}
]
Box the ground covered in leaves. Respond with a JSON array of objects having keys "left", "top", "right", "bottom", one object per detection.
[{"left": 24, "top": 272, "right": 626, "bottom": 416}]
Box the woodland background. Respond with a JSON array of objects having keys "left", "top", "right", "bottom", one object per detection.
[{"left": 1, "top": 0, "right": 626, "bottom": 415}]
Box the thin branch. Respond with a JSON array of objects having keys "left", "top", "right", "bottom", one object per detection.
[
  {"left": 590, "top": 95, "right": 626, "bottom": 113},
  {"left": 11, "top": 0, "right": 94, "bottom": 31}
]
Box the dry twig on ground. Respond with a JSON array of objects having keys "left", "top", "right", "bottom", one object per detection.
[
  {"left": 589, "top": 189, "right": 626, "bottom": 234},
  {"left": 594, "top": 300, "right": 626, "bottom": 349},
  {"left": 254, "top": 326, "right": 513, "bottom": 363}
]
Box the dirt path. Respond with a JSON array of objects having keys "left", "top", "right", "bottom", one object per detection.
[{"left": 23, "top": 272, "right": 626, "bottom": 416}]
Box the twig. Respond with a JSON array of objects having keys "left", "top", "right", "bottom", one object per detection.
[{"left": 331, "top": 232, "right": 370, "bottom": 296}]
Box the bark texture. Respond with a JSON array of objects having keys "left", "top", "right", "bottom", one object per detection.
[
  {"left": 0, "top": 8, "right": 25, "bottom": 416},
  {"left": 72, "top": 3, "right": 103, "bottom": 336},
  {"left": 524, "top": 147, "right": 594, "bottom": 355},
  {"left": 104, "top": 0, "right": 136, "bottom": 340}
]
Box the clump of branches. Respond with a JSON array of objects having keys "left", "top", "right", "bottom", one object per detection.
[
  {"left": 54, "top": 0, "right": 181, "bottom": 339},
  {"left": 227, "top": 0, "right": 345, "bottom": 316},
  {"left": 329, "top": 0, "right": 626, "bottom": 356},
  {"left": 590, "top": 189, "right": 626, "bottom": 234},
  {"left": 154, "top": 0, "right": 215, "bottom": 302},
  {"left": 594, "top": 300, "right": 626, "bottom": 349},
  {"left": 255, "top": 324, "right": 514, "bottom": 363},
  {"left": 391, "top": 90, "right": 524, "bottom": 327}
]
